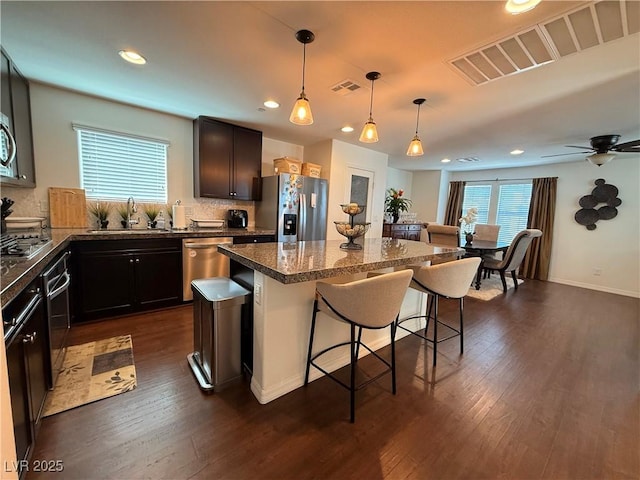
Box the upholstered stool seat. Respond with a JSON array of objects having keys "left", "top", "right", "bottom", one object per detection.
[
  {"left": 399, "top": 257, "right": 481, "bottom": 367},
  {"left": 304, "top": 269, "right": 413, "bottom": 422}
]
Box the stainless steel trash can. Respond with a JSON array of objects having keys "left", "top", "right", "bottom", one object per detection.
[{"left": 187, "top": 277, "right": 251, "bottom": 392}]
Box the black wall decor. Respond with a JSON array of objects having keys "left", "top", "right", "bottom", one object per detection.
[{"left": 574, "top": 178, "right": 622, "bottom": 230}]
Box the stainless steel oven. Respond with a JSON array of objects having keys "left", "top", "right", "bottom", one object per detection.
[{"left": 41, "top": 250, "right": 71, "bottom": 389}]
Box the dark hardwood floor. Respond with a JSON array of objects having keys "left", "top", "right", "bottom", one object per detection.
[{"left": 27, "top": 280, "right": 639, "bottom": 479}]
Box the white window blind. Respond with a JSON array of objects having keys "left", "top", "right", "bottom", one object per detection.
[
  {"left": 75, "top": 124, "right": 168, "bottom": 203},
  {"left": 496, "top": 183, "right": 533, "bottom": 243},
  {"left": 462, "top": 184, "right": 491, "bottom": 224}
]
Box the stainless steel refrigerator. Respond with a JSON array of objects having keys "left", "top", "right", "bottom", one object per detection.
[{"left": 256, "top": 174, "right": 328, "bottom": 242}]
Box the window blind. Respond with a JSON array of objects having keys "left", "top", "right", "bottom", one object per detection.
[
  {"left": 496, "top": 183, "right": 533, "bottom": 243},
  {"left": 76, "top": 125, "right": 168, "bottom": 203},
  {"left": 462, "top": 184, "right": 491, "bottom": 224}
]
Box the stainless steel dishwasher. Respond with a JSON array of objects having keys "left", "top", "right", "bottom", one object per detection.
[{"left": 182, "top": 237, "right": 232, "bottom": 301}]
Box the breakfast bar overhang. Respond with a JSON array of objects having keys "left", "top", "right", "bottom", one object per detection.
[{"left": 218, "top": 238, "right": 462, "bottom": 404}]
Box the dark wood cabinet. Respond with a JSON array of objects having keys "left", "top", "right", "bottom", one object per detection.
[
  {"left": 232, "top": 235, "right": 275, "bottom": 244},
  {"left": 382, "top": 223, "right": 423, "bottom": 241},
  {"left": 1, "top": 47, "right": 35, "bottom": 188},
  {"left": 194, "top": 116, "right": 262, "bottom": 200},
  {"left": 72, "top": 239, "right": 182, "bottom": 322},
  {"left": 4, "top": 280, "right": 48, "bottom": 479}
]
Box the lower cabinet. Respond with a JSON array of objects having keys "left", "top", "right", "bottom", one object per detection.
[
  {"left": 72, "top": 238, "right": 182, "bottom": 322},
  {"left": 382, "top": 223, "right": 423, "bottom": 241},
  {"left": 3, "top": 279, "right": 48, "bottom": 479}
]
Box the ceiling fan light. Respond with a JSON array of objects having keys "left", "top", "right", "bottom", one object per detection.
[
  {"left": 505, "top": 0, "right": 541, "bottom": 14},
  {"left": 586, "top": 153, "right": 615, "bottom": 166},
  {"left": 290, "top": 93, "right": 313, "bottom": 125},
  {"left": 359, "top": 119, "right": 379, "bottom": 143},
  {"left": 407, "top": 136, "right": 424, "bottom": 156}
]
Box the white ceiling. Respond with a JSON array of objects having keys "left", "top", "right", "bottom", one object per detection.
[{"left": 1, "top": 0, "right": 639, "bottom": 171}]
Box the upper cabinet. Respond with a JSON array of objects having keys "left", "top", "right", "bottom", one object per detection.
[
  {"left": 1, "top": 47, "right": 36, "bottom": 188},
  {"left": 193, "top": 116, "right": 262, "bottom": 201}
]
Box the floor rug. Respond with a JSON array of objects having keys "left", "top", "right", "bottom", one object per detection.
[
  {"left": 466, "top": 275, "right": 524, "bottom": 301},
  {"left": 43, "top": 335, "right": 137, "bottom": 417}
]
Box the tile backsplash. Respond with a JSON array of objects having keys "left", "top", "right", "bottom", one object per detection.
[{"left": 1, "top": 186, "right": 255, "bottom": 228}]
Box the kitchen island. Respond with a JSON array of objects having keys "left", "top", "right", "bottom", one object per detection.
[{"left": 218, "top": 238, "right": 461, "bottom": 404}]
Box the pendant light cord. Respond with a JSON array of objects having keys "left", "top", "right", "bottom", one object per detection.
[
  {"left": 368, "top": 79, "right": 374, "bottom": 118},
  {"left": 301, "top": 44, "right": 306, "bottom": 92},
  {"left": 415, "top": 103, "right": 421, "bottom": 135}
]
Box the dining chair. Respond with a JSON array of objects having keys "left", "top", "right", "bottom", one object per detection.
[
  {"left": 426, "top": 224, "right": 460, "bottom": 247},
  {"left": 473, "top": 224, "right": 500, "bottom": 242},
  {"left": 399, "top": 257, "right": 481, "bottom": 366},
  {"left": 483, "top": 229, "right": 542, "bottom": 292},
  {"left": 304, "top": 269, "right": 413, "bottom": 423}
]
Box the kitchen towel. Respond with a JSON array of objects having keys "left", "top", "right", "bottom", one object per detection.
[{"left": 172, "top": 204, "right": 187, "bottom": 229}]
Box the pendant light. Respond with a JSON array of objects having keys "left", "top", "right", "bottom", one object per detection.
[
  {"left": 289, "top": 29, "right": 315, "bottom": 125},
  {"left": 406, "top": 98, "right": 426, "bottom": 156},
  {"left": 359, "top": 71, "right": 381, "bottom": 143}
]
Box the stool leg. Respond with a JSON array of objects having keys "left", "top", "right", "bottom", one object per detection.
[
  {"left": 350, "top": 323, "right": 357, "bottom": 423},
  {"left": 433, "top": 295, "right": 439, "bottom": 366},
  {"left": 511, "top": 270, "right": 518, "bottom": 290},
  {"left": 425, "top": 294, "right": 435, "bottom": 336},
  {"left": 304, "top": 300, "right": 319, "bottom": 385},
  {"left": 391, "top": 320, "right": 397, "bottom": 395},
  {"left": 354, "top": 327, "right": 363, "bottom": 363},
  {"left": 459, "top": 297, "right": 464, "bottom": 355}
]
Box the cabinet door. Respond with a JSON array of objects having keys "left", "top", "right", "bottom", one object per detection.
[
  {"left": 1, "top": 49, "right": 18, "bottom": 182},
  {"left": 23, "top": 299, "right": 48, "bottom": 424},
  {"left": 10, "top": 63, "right": 35, "bottom": 187},
  {"left": 134, "top": 249, "right": 182, "bottom": 307},
  {"left": 232, "top": 126, "right": 262, "bottom": 200},
  {"left": 194, "top": 117, "right": 233, "bottom": 198},
  {"left": 76, "top": 251, "right": 135, "bottom": 320},
  {"left": 6, "top": 336, "right": 32, "bottom": 476}
]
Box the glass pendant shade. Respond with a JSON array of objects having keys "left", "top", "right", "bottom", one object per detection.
[
  {"left": 407, "top": 135, "right": 424, "bottom": 156},
  {"left": 290, "top": 92, "right": 313, "bottom": 125},
  {"left": 359, "top": 118, "right": 379, "bottom": 143}
]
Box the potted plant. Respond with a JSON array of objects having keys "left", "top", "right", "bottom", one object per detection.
[
  {"left": 142, "top": 204, "right": 160, "bottom": 228},
  {"left": 459, "top": 207, "right": 478, "bottom": 244},
  {"left": 115, "top": 203, "right": 130, "bottom": 228},
  {"left": 165, "top": 203, "right": 173, "bottom": 228},
  {"left": 384, "top": 188, "right": 412, "bottom": 223},
  {"left": 88, "top": 202, "right": 111, "bottom": 229}
]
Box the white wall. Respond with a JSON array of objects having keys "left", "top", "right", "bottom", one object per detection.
[
  {"left": 3, "top": 83, "right": 303, "bottom": 225},
  {"left": 386, "top": 167, "right": 413, "bottom": 199},
  {"left": 450, "top": 157, "right": 640, "bottom": 297}
]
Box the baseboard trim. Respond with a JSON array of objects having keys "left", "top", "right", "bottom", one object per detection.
[{"left": 547, "top": 277, "right": 639, "bottom": 298}]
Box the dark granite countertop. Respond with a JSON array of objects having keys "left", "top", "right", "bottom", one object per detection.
[
  {"left": 218, "top": 238, "right": 462, "bottom": 284},
  {"left": 1, "top": 226, "right": 275, "bottom": 307}
]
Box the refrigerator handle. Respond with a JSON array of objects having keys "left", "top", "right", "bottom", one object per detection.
[{"left": 299, "top": 193, "right": 306, "bottom": 240}]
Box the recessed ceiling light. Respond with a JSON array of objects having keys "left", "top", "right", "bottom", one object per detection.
[
  {"left": 510, "top": 149, "right": 524, "bottom": 155},
  {"left": 505, "top": 0, "right": 541, "bottom": 14},
  {"left": 441, "top": 158, "right": 451, "bottom": 163},
  {"left": 341, "top": 125, "right": 354, "bottom": 133},
  {"left": 118, "top": 50, "right": 146, "bottom": 65},
  {"left": 264, "top": 100, "right": 280, "bottom": 109}
]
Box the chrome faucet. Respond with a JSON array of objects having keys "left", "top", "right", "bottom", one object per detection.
[{"left": 126, "top": 196, "right": 139, "bottom": 229}]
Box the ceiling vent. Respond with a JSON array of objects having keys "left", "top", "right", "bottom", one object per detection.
[
  {"left": 449, "top": 0, "right": 638, "bottom": 86},
  {"left": 457, "top": 156, "right": 481, "bottom": 163},
  {"left": 330, "top": 79, "right": 362, "bottom": 96}
]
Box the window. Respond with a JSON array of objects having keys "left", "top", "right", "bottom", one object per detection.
[
  {"left": 462, "top": 180, "right": 532, "bottom": 243},
  {"left": 75, "top": 124, "right": 168, "bottom": 203}
]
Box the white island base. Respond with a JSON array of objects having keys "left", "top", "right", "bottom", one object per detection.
[{"left": 250, "top": 269, "right": 427, "bottom": 404}]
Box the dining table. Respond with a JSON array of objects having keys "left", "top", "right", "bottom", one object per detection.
[{"left": 462, "top": 239, "right": 510, "bottom": 290}]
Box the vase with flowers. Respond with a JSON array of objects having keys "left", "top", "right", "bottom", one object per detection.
[
  {"left": 385, "top": 188, "right": 412, "bottom": 223},
  {"left": 459, "top": 207, "right": 478, "bottom": 244}
]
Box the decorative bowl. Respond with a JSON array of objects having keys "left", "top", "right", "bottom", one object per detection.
[
  {"left": 340, "top": 203, "right": 365, "bottom": 216},
  {"left": 334, "top": 221, "right": 371, "bottom": 250}
]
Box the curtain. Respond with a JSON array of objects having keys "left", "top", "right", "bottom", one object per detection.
[
  {"left": 444, "top": 181, "right": 465, "bottom": 226},
  {"left": 521, "top": 177, "right": 556, "bottom": 280}
]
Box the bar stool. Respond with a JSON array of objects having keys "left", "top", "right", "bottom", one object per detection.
[
  {"left": 304, "top": 269, "right": 413, "bottom": 423},
  {"left": 398, "top": 257, "right": 481, "bottom": 366}
]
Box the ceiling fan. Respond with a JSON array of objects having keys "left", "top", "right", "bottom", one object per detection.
[{"left": 543, "top": 134, "right": 640, "bottom": 166}]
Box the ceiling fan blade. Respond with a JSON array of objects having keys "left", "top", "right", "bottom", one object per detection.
[
  {"left": 612, "top": 139, "right": 640, "bottom": 152},
  {"left": 541, "top": 152, "right": 587, "bottom": 158},
  {"left": 565, "top": 145, "right": 594, "bottom": 150}
]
